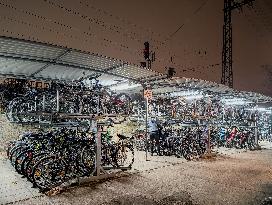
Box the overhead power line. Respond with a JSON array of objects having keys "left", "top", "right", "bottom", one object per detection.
[
  {"left": 167, "top": 0, "right": 209, "bottom": 40},
  {"left": 0, "top": 2, "right": 145, "bottom": 57},
  {"left": 43, "top": 0, "right": 167, "bottom": 46},
  {"left": 78, "top": 0, "right": 166, "bottom": 43}
]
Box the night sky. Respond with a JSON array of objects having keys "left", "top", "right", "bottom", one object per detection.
[{"left": 0, "top": 0, "right": 271, "bottom": 96}]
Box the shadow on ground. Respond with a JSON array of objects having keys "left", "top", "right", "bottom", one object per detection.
[
  {"left": 249, "top": 183, "right": 272, "bottom": 205},
  {"left": 105, "top": 191, "right": 195, "bottom": 205},
  {"left": 259, "top": 184, "right": 272, "bottom": 205}
]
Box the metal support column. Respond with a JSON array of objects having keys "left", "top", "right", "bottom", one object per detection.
[
  {"left": 97, "top": 95, "right": 100, "bottom": 115},
  {"left": 254, "top": 121, "right": 258, "bottom": 146},
  {"left": 42, "top": 95, "right": 46, "bottom": 111},
  {"left": 207, "top": 124, "right": 211, "bottom": 155},
  {"left": 222, "top": 105, "right": 225, "bottom": 124},
  {"left": 34, "top": 96, "right": 37, "bottom": 111},
  {"left": 145, "top": 97, "right": 149, "bottom": 161},
  {"left": 95, "top": 122, "right": 106, "bottom": 175},
  {"left": 137, "top": 108, "right": 140, "bottom": 123},
  {"left": 56, "top": 89, "right": 59, "bottom": 112},
  {"left": 94, "top": 95, "right": 106, "bottom": 175},
  {"left": 221, "top": 0, "right": 255, "bottom": 88},
  {"left": 222, "top": 0, "right": 233, "bottom": 87}
]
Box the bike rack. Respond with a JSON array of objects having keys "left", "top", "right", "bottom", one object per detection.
[{"left": 52, "top": 114, "right": 131, "bottom": 190}]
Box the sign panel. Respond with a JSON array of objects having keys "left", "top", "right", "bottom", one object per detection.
[{"left": 144, "top": 89, "right": 152, "bottom": 99}]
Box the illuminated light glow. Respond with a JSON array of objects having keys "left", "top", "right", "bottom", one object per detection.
[
  {"left": 184, "top": 94, "right": 204, "bottom": 100},
  {"left": 255, "top": 108, "right": 269, "bottom": 112},
  {"left": 110, "top": 83, "right": 142, "bottom": 91},
  {"left": 246, "top": 107, "right": 272, "bottom": 114},
  {"left": 170, "top": 90, "right": 201, "bottom": 97},
  {"left": 221, "top": 98, "right": 253, "bottom": 105},
  {"left": 224, "top": 101, "right": 252, "bottom": 105}
]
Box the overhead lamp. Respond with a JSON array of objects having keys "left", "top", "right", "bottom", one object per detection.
[
  {"left": 184, "top": 94, "right": 204, "bottom": 100},
  {"left": 246, "top": 107, "right": 272, "bottom": 114},
  {"left": 170, "top": 90, "right": 201, "bottom": 97},
  {"left": 221, "top": 98, "right": 253, "bottom": 105},
  {"left": 110, "top": 83, "right": 142, "bottom": 91},
  {"left": 255, "top": 107, "right": 269, "bottom": 112}
]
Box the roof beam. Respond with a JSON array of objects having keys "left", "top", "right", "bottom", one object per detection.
[
  {"left": 30, "top": 49, "right": 72, "bottom": 76},
  {"left": 0, "top": 73, "right": 60, "bottom": 82},
  {"left": 104, "top": 62, "right": 126, "bottom": 72}
]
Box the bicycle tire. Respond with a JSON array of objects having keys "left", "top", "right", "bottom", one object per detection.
[
  {"left": 15, "top": 149, "right": 32, "bottom": 174},
  {"left": 80, "top": 145, "right": 96, "bottom": 176},
  {"left": 115, "top": 144, "right": 134, "bottom": 168},
  {"left": 32, "top": 155, "right": 67, "bottom": 191},
  {"left": 25, "top": 152, "right": 47, "bottom": 182}
]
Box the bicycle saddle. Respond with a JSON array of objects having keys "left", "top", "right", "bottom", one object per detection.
[{"left": 117, "top": 134, "right": 128, "bottom": 140}]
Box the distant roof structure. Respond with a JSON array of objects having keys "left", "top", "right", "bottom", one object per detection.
[
  {"left": 147, "top": 77, "right": 272, "bottom": 103},
  {"left": 112, "top": 77, "right": 272, "bottom": 103}
]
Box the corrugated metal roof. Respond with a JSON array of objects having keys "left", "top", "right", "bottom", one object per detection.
[
  {"left": 0, "top": 36, "right": 162, "bottom": 84},
  {"left": 59, "top": 51, "right": 123, "bottom": 70},
  {"left": 35, "top": 64, "right": 97, "bottom": 81},
  {"left": 109, "top": 64, "right": 159, "bottom": 80},
  {"left": 0, "top": 37, "right": 66, "bottom": 60},
  {"left": 0, "top": 57, "right": 46, "bottom": 76}
]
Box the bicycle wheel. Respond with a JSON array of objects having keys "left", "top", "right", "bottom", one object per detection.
[
  {"left": 9, "top": 98, "right": 24, "bottom": 122},
  {"left": 6, "top": 141, "right": 16, "bottom": 158},
  {"left": 197, "top": 141, "right": 206, "bottom": 156},
  {"left": 32, "top": 155, "right": 67, "bottom": 191},
  {"left": 21, "top": 150, "right": 36, "bottom": 176},
  {"left": 182, "top": 141, "right": 193, "bottom": 161},
  {"left": 15, "top": 149, "right": 32, "bottom": 174},
  {"left": 114, "top": 93, "right": 131, "bottom": 115},
  {"left": 10, "top": 145, "right": 28, "bottom": 167},
  {"left": 17, "top": 99, "right": 39, "bottom": 123},
  {"left": 25, "top": 153, "right": 47, "bottom": 182},
  {"left": 80, "top": 145, "right": 96, "bottom": 176},
  {"left": 173, "top": 142, "right": 183, "bottom": 158},
  {"left": 115, "top": 144, "right": 134, "bottom": 168},
  {"left": 6, "top": 100, "right": 18, "bottom": 122}
]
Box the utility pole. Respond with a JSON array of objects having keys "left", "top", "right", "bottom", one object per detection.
[{"left": 221, "top": 0, "right": 255, "bottom": 88}]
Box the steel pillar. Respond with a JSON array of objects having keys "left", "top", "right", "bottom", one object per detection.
[{"left": 221, "top": 0, "right": 255, "bottom": 88}]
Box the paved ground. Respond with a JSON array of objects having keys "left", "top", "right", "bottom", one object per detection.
[
  {"left": 0, "top": 153, "right": 42, "bottom": 205},
  {"left": 1, "top": 144, "right": 272, "bottom": 205}
]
